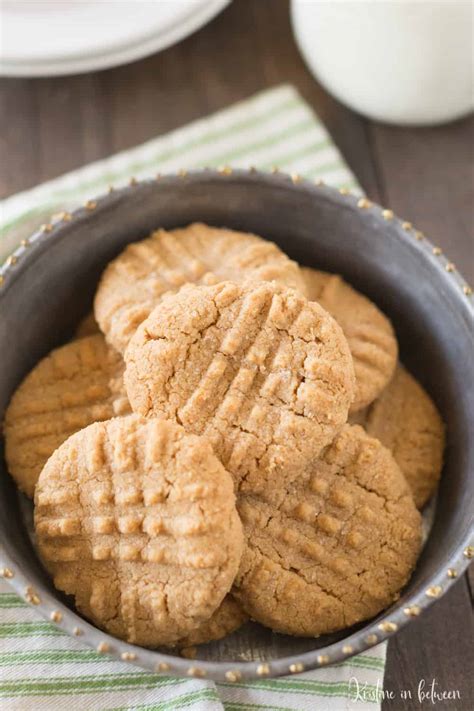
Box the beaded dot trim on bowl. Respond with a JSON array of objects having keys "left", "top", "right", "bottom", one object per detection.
[
  {"left": 0, "top": 168, "right": 472, "bottom": 300},
  {"left": 0, "top": 168, "right": 473, "bottom": 680}
]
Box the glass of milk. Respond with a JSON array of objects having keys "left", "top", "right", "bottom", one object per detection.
[{"left": 291, "top": 0, "right": 473, "bottom": 125}]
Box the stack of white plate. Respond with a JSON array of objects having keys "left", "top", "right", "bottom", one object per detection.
[{"left": 0, "top": 0, "right": 230, "bottom": 77}]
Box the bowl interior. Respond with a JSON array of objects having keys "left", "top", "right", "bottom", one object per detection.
[{"left": 1, "top": 173, "right": 473, "bottom": 670}]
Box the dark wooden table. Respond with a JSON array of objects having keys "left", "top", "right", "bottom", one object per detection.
[{"left": 1, "top": 1, "right": 472, "bottom": 707}]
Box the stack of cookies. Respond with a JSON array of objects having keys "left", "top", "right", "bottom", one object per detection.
[{"left": 3, "top": 223, "right": 445, "bottom": 649}]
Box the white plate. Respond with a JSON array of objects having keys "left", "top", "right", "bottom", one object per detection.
[{"left": 0, "top": 0, "right": 230, "bottom": 76}]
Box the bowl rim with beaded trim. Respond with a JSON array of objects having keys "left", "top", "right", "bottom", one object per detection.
[{"left": 0, "top": 168, "right": 473, "bottom": 681}]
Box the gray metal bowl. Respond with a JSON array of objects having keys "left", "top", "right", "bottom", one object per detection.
[{"left": 0, "top": 169, "right": 473, "bottom": 681}]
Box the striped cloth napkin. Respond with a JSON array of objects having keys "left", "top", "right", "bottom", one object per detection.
[{"left": 0, "top": 85, "right": 386, "bottom": 710}]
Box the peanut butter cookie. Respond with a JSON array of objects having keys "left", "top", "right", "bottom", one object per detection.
[
  {"left": 4, "top": 334, "right": 130, "bottom": 497},
  {"left": 352, "top": 365, "right": 445, "bottom": 508},
  {"left": 302, "top": 268, "right": 398, "bottom": 412},
  {"left": 124, "top": 280, "right": 355, "bottom": 492},
  {"left": 172, "top": 595, "right": 248, "bottom": 648},
  {"left": 94, "top": 223, "right": 306, "bottom": 353},
  {"left": 35, "top": 415, "right": 243, "bottom": 648},
  {"left": 234, "top": 425, "right": 422, "bottom": 637}
]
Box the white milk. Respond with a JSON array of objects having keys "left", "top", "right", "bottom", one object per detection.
[{"left": 291, "top": 0, "right": 473, "bottom": 125}]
